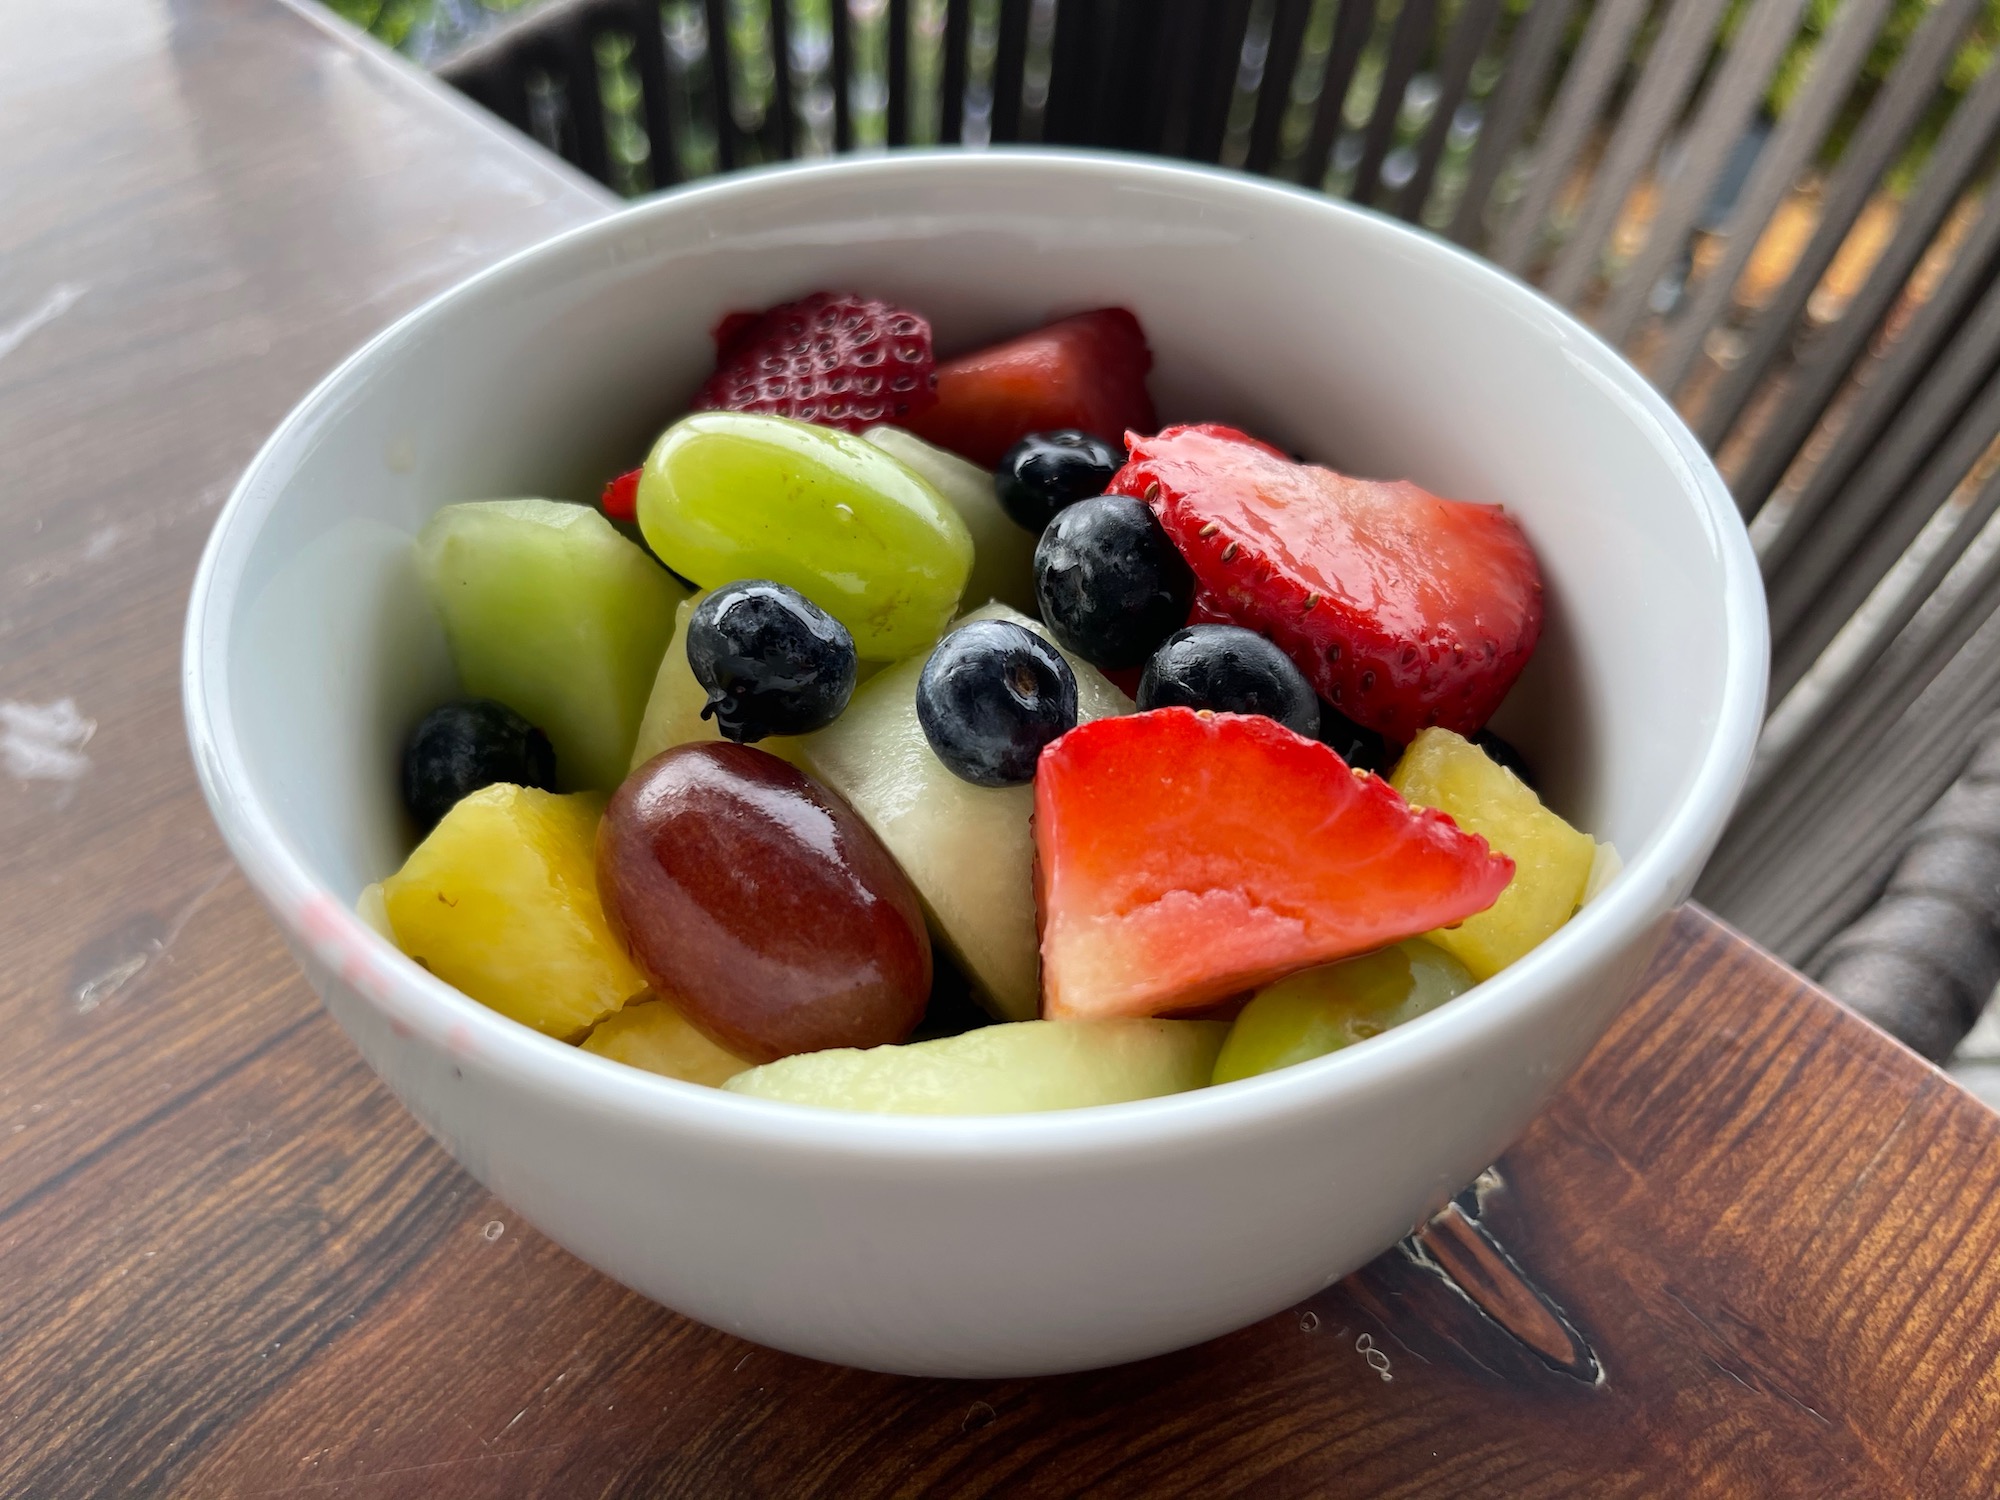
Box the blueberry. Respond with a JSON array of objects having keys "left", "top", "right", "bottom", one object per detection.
[
  {"left": 1033, "top": 495, "right": 1194, "bottom": 671},
  {"left": 995, "top": 430, "right": 1125, "bottom": 532},
  {"left": 916, "top": 620, "right": 1079, "bottom": 787},
  {"left": 402, "top": 699, "right": 556, "bottom": 831},
  {"left": 1136, "top": 625, "right": 1320, "bottom": 737},
  {"left": 1317, "top": 704, "right": 1395, "bottom": 774},
  {"left": 686, "top": 580, "right": 857, "bottom": 743}
]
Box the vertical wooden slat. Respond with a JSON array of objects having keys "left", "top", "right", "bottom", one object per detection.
[
  {"left": 1045, "top": 0, "right": 1097, "bottom": 145},
  {"left": 485, "top": 49, "right": 536, "bottom": 140},
  {"left": 1594, "top": 0, "right": 1809, "bottom": 345},
  {"left": 1729, "top": 60, "right": 2000, "bottom": 518},
  {"left": 562, "top": 19, "right": 614, "bottom": 184},
  {"left": 830, "top": 0, "right": 855, "bottom": 150},
  {"left": 939, "top": 0, "right": 970, "bottom": 144},
  {"left": 1137, "top": 0, "right": 1208, "bottom": 156},
  {"left": 1489, "top": 0, "right": 1650, "bottom": 277},
  {"left": 1758, "top": 197, "right": 2000, "bottom": 581},
  {"left": 1694, "top": 0, "right": 1983, "bottom": 449},
  {"left": 1245, "top": 0, "right": 1316, "bottom": 177},
  {"left": 1297, "top": 0, "right": 1377, "bottom": 189},
  {"left": 1650, "top": 0, "right": 1893, "bottom": 394},
  {"left": 1188, "top": 0, "right": 1257, "bottom": 164},
  {"left": 1392, "top": 0, "right": 1502, "bottom": 222},
  {"left": 702, "top": 0, "right": 737, "bottom": 169},
  {"left": 991, "top": 0, "right": 1032, "bottom": 143},
  {"left": 630, "top": 0, "right": 684, "bottom": 187},
  {"left": 1446, "top": 0, "right": 1580, "bottom": 247},
  {"left": 886, "top": 0, "right": 911, "bottom": 146},
  {"left": 1098, "top": 0, "right": 1153, "bottom": 149},
  {"left": 767, "top": 0, "right": 795, "bottom": 158},
  {"left": 1542, "top": 0, "right": 1736, "bottom": 307},
  {"left": 1350, "top": 0, "right": 1438, "bottom": 205}
]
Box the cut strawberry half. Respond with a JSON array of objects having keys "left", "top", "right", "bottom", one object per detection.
[
  {"left": 906, "top": 308, "right": 1155, "bottom": 468},
  {"left": 692, "top": 291, "right": 938, "bottom": 431},
  {"left": 1111, "top": 425, "right": 1544, "bottom": 743},
  {"left": 1035, "top": 708, "right": 1512, "bottom": 1021},
  {"left": 601, "top": 467, "right": 641, "bottom": 523}
]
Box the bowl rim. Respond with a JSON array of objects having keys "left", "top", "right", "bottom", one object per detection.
[{"left": 183, "top": 148, "right": 1769, "bottom": 1162}]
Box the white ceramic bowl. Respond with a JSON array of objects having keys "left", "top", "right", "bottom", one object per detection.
[{"left": 184, "top": 151, "right": 1766, "bottom": 1378}]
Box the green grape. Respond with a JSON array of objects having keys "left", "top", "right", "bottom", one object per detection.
[
  {"left": 636, "top": 412, "right": 974, "bottom": 661},
  {"left": 1211, "top": 940, "right": 1475, "bottom": 1085}
]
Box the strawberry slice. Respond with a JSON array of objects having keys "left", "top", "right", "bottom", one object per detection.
[
  {"left": 1035, "top": 709, "right": 1513, "bottom": 1021},
  {"left": 692, "top": 291, "right": 937, "bottom": 431},
  {"left": 1110, "top": 425, "right": 1543, "bottom": 743},
  {"left": 601, "top": 467, "right": 641, "bottom": 522},
  {"left": 907, "top": 308, "right": 1155, "bottom": 468}
]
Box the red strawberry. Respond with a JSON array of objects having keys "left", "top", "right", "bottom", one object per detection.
[
  {"left": 601, "top": 467, "right": 641, "bottom": 522},
  {"left": 692, "top": 292, "right": 938, "bottom": 431},
  {"left": 1111, "top": 425, "right": 1543, "bottom": 743},
  {"left": 906, "top": 308, "right": 1155, "bottom": 468},
  {"left": 1035, "top": 709, "right": 1512, "bottom": 1021}
]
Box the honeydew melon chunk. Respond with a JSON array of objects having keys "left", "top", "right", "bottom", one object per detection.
[
  {"left": 864, "top": 426, "right": 1039, "bottom": 615},
  {"left": 582, "top": 997, "right": 753, "bottom": 1086},
  {"left": 799, "top": 603, "right": 1133, "bottom": 1022},
  {"left": 627, "top": 589, "right": 810, "bottom": 773},
  {"left": 722, "top": 1018, "right": 1228, "bottom": 1114},
  {"left": 416, "top": 499, "right": 686, "bottom": 791}
]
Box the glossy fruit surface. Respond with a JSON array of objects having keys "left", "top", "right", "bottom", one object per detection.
[
  {"left": 907, "top": 308, "right": 1155, "bottom": 468},
  {"left": 1035, "top": 709, "right": 1513, "bottom": 1020},
  {"left": 685, "top": 580, "right": 857, "bottom": 743},
  {"left": 400, "top": 698, "right": 556, "bottom": 831},
  {"left": 1112, "top": 424, "right": 1544, "bottom": 741},
  {"left": 1315, "top": 703, "right": 1394, "bottom": 775},
  {"left": 597, "top": 743, "right": 931, "bottom": 1062},
  {"left": 801, "top": 604, "right": 1131, "bottom": 1023},
  {"left": 628, "top": 591, "right": 812, "bottom": 774},
  {"left": 581, "top": 997, "right": 753, "bottom": 1086},
  {"left": 995, "top": 430, "right": 1124, "bottom": 532},
  {"left": 1033, "top": 494, "right": 1193, "bottom": 671},
  {"left": 1211, "top": 940, "right": 1474, "bottom": 1084},
  {"left": 916, "top": 619, "right": 1078, "bottom": 787},
  {"left": 1136, "top": 625, "right": 1318, "bottom": 737},
  {"left": 864, "top": 426, "right": 1039, "bottom": 615},
  {"left": 415, "top": 499, "right": 685, "bottom": 790},
  {"left": 724, "top": 1018, "right": 1226, "bottom": 1114},
  {"left": 1390, "top": 728, "right": 1595, "bottom": 980},
  {"left": 382, "top": 785, "right": 646, "bottom": 1039},
  {"left": 636, "top": 411, "right": 972, "bottom": 661},
  {"left": 692, "top": 292, "right": 937, "bottom": 430}
]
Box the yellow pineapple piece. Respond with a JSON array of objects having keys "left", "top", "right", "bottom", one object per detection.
[
  {"left": 628, "top": 589, "right": 809, "bottom": 772},
  {"left": 382, "top": 784, "right": 646, "bottom": 1039},
  {"left": 1389, "top": 729, "right": 1596, "bottom": 981},
  {"left": 581, "top": 997, "right": 752, "bottom": 1086}
]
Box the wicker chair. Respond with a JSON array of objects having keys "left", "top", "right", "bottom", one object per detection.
[{"left": 432, "top": 0, "right": 2000, "bottom": 1061}]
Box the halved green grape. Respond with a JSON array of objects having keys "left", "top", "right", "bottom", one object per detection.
[
  {"left": 636, "top": 412, "right": 974, "bottom": 661},
  {"left": 1211, "top": 940, "right": 1474, "bottom": 1085}
]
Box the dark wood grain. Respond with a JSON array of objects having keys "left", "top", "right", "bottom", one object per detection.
[{"left": 7, "top": 3, "right": 2000, "bottom": 1496}]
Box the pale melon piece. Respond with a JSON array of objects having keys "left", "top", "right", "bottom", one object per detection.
[
  {"left": 723, "top": 1018, "right": 1228, "bottom": 1114},
  {"left": 356, "top": 882, "right": 394, "bottom": 940},
  {"left": 416, "top": 499, "right": 687, "bottom": 791},
  {"left": 865, "top": 426, "right": 1038, "bottom": 614},
  {"left": 799, "top": 603, "right": 1132, "bottom": 1021},
  {"left": 582, "top": 997, "right": 752, "bottom": 1086},
  {"left": 1582, "top": 841, "right": 1623, "bottom": 906},
  {"left": 1390, "top": 728, "right": 1597, "bottom": 980},
  {"left": 627, "top": 588, "right": 814, "bottom": 773}
]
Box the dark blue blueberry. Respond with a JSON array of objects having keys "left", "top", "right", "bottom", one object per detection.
[
  {"left": 686, "top": 580, "right": 857, "bottom": 743},
  {"left": 1137, "top": 625, "right": 1319, "bottom": 737},
  {"left": 1316, "top": 703, "right": 1395, "bottom": 774},
  {"left": 995, "top": 430, "right": 1125, "bottom": 532},
  {"left": 916, "top": 620, "right": 1079, "bottom": 787},
  {"left": 402, "top": 698, "right": 556, "bottom": 831},
  {"left": 1033, "top": 494, "right": 1194, "bottom": 671},
  {"left": 1473, "top": 728, "right": 1535, "bottom": 788}
]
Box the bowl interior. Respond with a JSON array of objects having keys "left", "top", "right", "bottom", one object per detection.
[{"left": 206, "top": 154, "right": 1749, "bottom": 1009}]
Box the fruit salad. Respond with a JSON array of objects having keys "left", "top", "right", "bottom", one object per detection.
[{"left": 368, "top": 291, "right": 1616, "bottom": 1114}]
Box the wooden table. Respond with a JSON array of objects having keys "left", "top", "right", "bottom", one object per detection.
[{"left": 7, "top": 3, "right": 2000, "bottom": 1494}]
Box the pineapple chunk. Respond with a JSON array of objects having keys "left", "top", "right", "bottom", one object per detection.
[
  {"left": 627, "top": 589, "right": 809, "bottom": 773},
  {"left": 382, "top": 784, "right": 646, "bottom": 1038},
  {"left": 581, "top": 997, "right": 751, "bottom": 1086},
  {"left": 1390, "top": 728, "right": 1596, "bottom": 980},
  {"left": 799, "top": 604, "right": 1132, "bottom": 1022}
]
